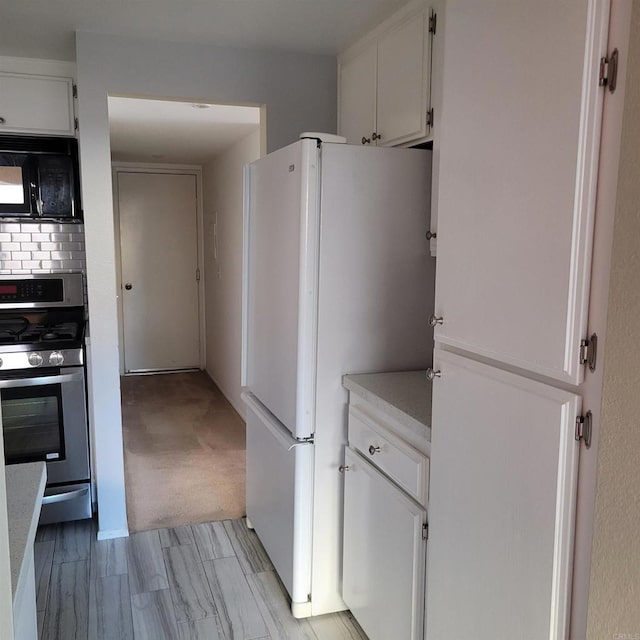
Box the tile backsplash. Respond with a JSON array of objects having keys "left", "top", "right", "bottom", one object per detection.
[{"left": 0, "top": 222, "right": 86, "bottom": 274}]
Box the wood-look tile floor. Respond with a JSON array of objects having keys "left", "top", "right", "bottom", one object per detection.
[{"left": 35, "top": 517, "right": 368, "bottom": 640}]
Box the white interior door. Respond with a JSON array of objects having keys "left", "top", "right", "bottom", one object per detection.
[
  {"left": 426, "top": 349, "right": 580, "bottom": 640},
  {"left": 117, "top": 171, "right": 200, "bottom": 373},
  {"left": 433, "top": 0, "right": 610, "bottom": 384}
]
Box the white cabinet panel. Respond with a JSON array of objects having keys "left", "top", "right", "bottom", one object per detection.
[
  {"left": 433, "top": 0, "right": 609, "bottom": 383},
  {"left": 426, "top": 350, "right": 580, "bottom": 640},
  {"left": 342, "top": 447, "right": 426, "bottom": 640},
  {"left": 0, "top": 73, "right": 74, "bottom": 136},
  {"left": 338, "top": 4, "right": 433, "bottom": 148},
  {"left": 377, "top": 12, "right": 429, "bottom": 146},
  {"left": 338, "top": 44, "right": 377, "bottom": 146}
]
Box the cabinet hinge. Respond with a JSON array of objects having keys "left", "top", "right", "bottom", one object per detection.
[
  {"left": 426, "top": 108, "right": 434, "bottom": 128},
  {"left": 422, "top": 522, "right": 429, "bottom": 541},
  {"left": 429, "top": 11, "right": 437, "bottom": 35},
  {"left": 575, "top": 411, "right": 593, "bottom": 449},
  {"left": 599, "top": 49, "right": 619, "bottom": 93},
  {"left": 196, "top": 268, "right": 201, "bottom": 282},
  {"left": 74, "top": 117, "right": 79, "bottom": 131},
  {"left": 579, "top": 333, "right": 597, "bottom": 372},
  {"left": 72, "top": 84, "right": 78, "bottom": 98}
]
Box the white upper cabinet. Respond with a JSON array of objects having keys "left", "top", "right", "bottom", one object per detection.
[
  {"left": 432, "top": 0, "right": 610, "bottom": 384},
  {"left": 338, "top": 43, "right": 377, "bottom": 147},
  {"left": 338, "top": 2, "right": 433, "bottom": 147},
  {"left": 0, "top": 72, "right": 75, "bottom": 136},
  {"left": 426, "top": 350, "right": 580, "bottom": 640}
]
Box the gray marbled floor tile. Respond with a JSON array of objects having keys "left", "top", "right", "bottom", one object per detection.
[
  {"left": 37, "top": 609, "right": 44, "bottom": 639},
  {"left": 204, "top": 555, "right": 268, "bottom": 639},
  {"left": 163, "top": 543, "right": 216, "bottom": 623},
  {"left": 42, "top": 560, "right": 89, "bottom": 640},
  {"left": 131, "top": 589, "right": 179, "bottom": 640},
  {"left": 223, "top": 519, "right": 273, "bottom": 575},
  {"left": 177, "top": 616, "right": 226, "bottom": 640},
  {"left": 88, "top": 574, "right": 134, "bottom": 640},
  {"left": 192, "top": 521, "right": 235, "bottom": 561},
  {"left": 159, "top": 525, "right": 196, "bottom": 548},
  {"left": 53, "top": 518, "right": 93, "bottom": 564},
  {"left": 308, "top": 611, "right": 369, "bottom": 640},
  {"left": 35, "top": 523, "right": 58, "bottom": 543},
  {"left": 246, "top": 570, "right": 317, "bottom": 639},
  {"left": 127, "top": 529, "right": 169, "bottom": 595},
  {"left": 34, "top": 540, "right": 55, "bottom": 611},
  {"left": 91, "top": 536, "right": 128, "bottom": 579}
]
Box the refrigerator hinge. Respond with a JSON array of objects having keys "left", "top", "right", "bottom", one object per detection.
[
  {"left": 296, "top": 435, "right": 314, "bottom": 443},
  {"left": 575, "top": 411, "right": 593, "bottom": 449},
  {"left": 426, "top": 108, "right": 434, "bottom": 128},
  {"left": 196, "top": 268, "right": 201, "bottom": 282},
  {"left": 579, "top": 333, "right": 597, "bottom": 372},
  {"left": 599, "top": 49, "right": 619, "bottom": 93},
  {"left": 429, "top": 10, "right": 437, "bottom": 35},
  {"left": 422, "top": 522, "right": 429, "bottom": 541}
]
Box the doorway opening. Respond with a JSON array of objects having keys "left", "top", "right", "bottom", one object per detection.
[{"left": 108, "top": 95, "right": 262, "bottom": 532}]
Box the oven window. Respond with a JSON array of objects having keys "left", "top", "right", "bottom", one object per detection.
[{"left": 1, "top": 384, "right": 65, "bottom": 464}]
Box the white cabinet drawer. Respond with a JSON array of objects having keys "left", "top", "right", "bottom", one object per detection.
[{"left": 348, "top": 406, "right": 429, "bottom": 505}]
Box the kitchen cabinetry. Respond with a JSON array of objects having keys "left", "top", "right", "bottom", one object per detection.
[
  {"left": 338, "top": 2, "right": 434, "bottom": 147},
  {"left": 426, "top": 0, "right": 611, "bottom": 638},
  {"left": 0, "top": 72, "right": 75, "bottom": 136},
  {"left": 342, "top": 372, "right": 431, "bottom": 640}
]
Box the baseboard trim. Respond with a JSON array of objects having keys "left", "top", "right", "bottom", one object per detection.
[
  {"left": 205, "top": 370, "right": 245, "bottom": 418},
  {"left": 97, "top": 528, "right": 129, "bottom": 540}
]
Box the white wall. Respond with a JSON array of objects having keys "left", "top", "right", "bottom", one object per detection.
[
  {"left": 74, "top": 31, "right": 336, "bottom": 536},
  {"left": 586, "top": 0, "right": 640, "bottom": 634},
  {"left": 203, "top": 130, "right": 260, "bottom": 415}
]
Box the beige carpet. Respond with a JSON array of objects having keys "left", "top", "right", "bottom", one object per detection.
[{"left": 121, "top": 371, "right": 246, "bottom": 532}]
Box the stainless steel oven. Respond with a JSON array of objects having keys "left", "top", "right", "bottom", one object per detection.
[{"left": 0, "top": 273, "right": 91, "bottom": 524}]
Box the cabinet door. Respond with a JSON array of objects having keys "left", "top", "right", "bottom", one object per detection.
[
  {"left": 338, "top": 44, "right": 377, "bottom": 146},
  {"left": 376, "top": 11, "right": 430, "bottom": 147},
  {"left": 426, "top": 349, "right": 580, "bottom": 640},
  {"left": 343, "top": 446, "right": 426, "bottom": 640},
  {"left": 0, "top": 73, "right": 75, "bottom": 136},
  {"left": 433, "top": 0, "right": 609, "bottom": 384}
]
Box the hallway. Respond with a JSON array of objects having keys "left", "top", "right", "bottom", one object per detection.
[{"left": 121, "top": 372, "right": 246, "bottom": 532}]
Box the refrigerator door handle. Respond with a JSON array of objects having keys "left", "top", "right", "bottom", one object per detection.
[{"left": 241, "top": 391, "right": 311, "bottom": 451}]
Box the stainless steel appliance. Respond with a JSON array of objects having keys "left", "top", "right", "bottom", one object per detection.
[
  {"left": 0, "top": 135, "right": 83, "bottom": 220},
  {"left": 0, "top": 273, "right": 91, "bottom": 524}
]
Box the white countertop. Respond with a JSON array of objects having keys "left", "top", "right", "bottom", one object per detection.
[
  {"left": 342, "top": 370, "right": 432, "bottom": 441},
  {"left": 5, "top": 462, "right": 46, "bottom": 601}
]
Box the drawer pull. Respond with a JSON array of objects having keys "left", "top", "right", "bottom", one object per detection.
[
  {"left": 426, "top": 368, "right": 441, "bottom": 381},
  {"left": 338, "top": 465, "right": 350, "bottom": 473},
  {"left": 368, "top": 445, "right": 381, "bottom": 455}
]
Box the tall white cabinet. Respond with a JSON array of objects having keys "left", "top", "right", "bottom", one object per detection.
[{"left": 426, "top": 0, "right": 612, "bottom": 638}]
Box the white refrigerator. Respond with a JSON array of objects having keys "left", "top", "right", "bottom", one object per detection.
[{"left": 241, "top": 135, "right": 435, "bottom": 617}]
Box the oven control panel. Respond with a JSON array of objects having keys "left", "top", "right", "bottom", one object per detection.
[{"left": 0, "top": 279, "right": 64, "bottom": 303}]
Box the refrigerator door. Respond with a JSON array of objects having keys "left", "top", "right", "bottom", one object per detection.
[
  {"left": 242, "top": 139, "right": 320, "bottom": 439},
  {"left": 243, "top": 392, "right": 314, "bottom": 616}
]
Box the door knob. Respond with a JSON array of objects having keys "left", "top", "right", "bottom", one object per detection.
[
  {"left": 338, "top": 465, "right": 350, "bottom": 473},
  {"left": 428, "top": 314, "right": 443, "bottom": 327},
  {"left": 372, "top": 132, "right": 382, "bottom": 141},
  {"left": 426, "top": 368, "right": 441, "bottom": 381},
  {"left": 124, "top": 283, "right": 132, "bottom": 290},
  {"left": 426, "top": 231, "right": 437, "bottom": 240},
  {"left": 361, "top": 136, "right": 371, "bottom": 145},
  {"left": 0, "top": 117, "right": 5, "bottom": 125},
  {"left": 368, "top": 445, "right": 381, "bottom": 455}
]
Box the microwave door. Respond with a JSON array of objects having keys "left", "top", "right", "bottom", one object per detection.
[
  {"left": 37, "top": 155, "right": 75, "bottom": 218},
  {"left": 0, "top": 153, "right": 34, "bottom": 215}
]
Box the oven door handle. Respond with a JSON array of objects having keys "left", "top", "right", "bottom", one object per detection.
[
  {"left": 41, "top": 486, "right": 89, "bottom": 506},
  {"left": 0, "top": 371, "right": 83, "bottom": 388}
]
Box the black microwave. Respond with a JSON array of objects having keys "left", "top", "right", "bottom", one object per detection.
[{"left": 0, "top": 135, "right": 82, "bottom": 221}]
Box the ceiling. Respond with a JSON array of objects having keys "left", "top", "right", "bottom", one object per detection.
[
  {"left": 108, "top": 97, "right": 261, "bottom": 164},
  {"left": 0, "top": 0, "right": 408, "bottom": 61}
]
